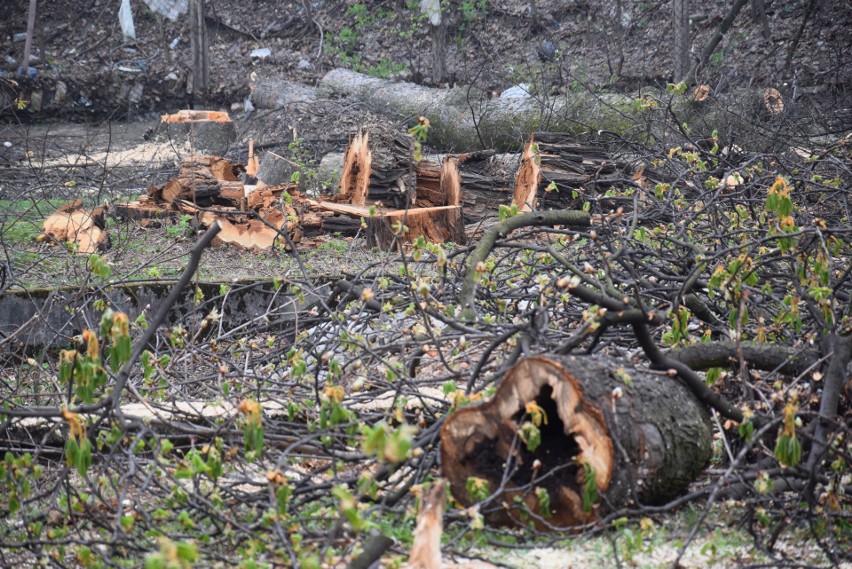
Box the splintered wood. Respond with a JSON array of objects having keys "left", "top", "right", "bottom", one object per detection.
[
  {"left": 338, "top": 125, "right": 416, "bottom": 208},
  {"left": 513, "top": 132, "right": 635, "bottom": 212},
  {"left": 42, "top": 200, "right": 108, "bottom": 253}
]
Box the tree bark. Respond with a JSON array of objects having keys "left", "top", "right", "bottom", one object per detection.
[
  {"left": 685, "top": 0, "right": 748, "bottom": 84},
  {"left": 441, "top": 354, "right": 713, "bottom": 527},
  {"left": 189, "top": 0, "right": 209, "bottom": 102},
  {"left": 20, "top": 0, "right": 38, "bottom": 75},
  {"left": 672, "top": 0, "right": 690, "bottom": 82}
]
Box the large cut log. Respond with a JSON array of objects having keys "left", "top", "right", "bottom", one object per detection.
[
  {"left": 441, "top": 355, "right": 712, "bottom": 528},
  {"left": 513, "top": 133, "right": 633, "bottom": 212},
  {"left": 339, "top": 125, "right": 416, "bottom": 208},
  {"left": 42, "top": 200, "right": 108, "bottom": 254}
]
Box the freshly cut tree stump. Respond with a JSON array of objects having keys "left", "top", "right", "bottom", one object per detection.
[
  {"left": 339, "top": 125, "right": 416, "bottom": 208},
  {"left": 157, "top": 109, "right": 237, "bottom": 155},
  {"left": 441, "top": 355, "right": 712, "bottom": 528},
  {"left": 513, "top": 133, "right": 633, "bottom": 212},
  {"left": 42, "top": 201, "right": 108, "bottom": 254}
]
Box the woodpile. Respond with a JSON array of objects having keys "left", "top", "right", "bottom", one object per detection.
[
  {"left": 441, "top": 355, "right": 712, "bottom": 528},
  {"left": 42, "top": 123, "right": 649, "bottom": 253}
]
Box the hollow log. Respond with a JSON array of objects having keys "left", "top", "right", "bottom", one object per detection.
[
  {"left": 339, "top": 125, "right": 416, "bottom": 208},
  {"left": 441, "top": 354, "right": 712, "bottom": 528},
  {"left": 513, "top": 133, "right": 633, "bottom": 212}
]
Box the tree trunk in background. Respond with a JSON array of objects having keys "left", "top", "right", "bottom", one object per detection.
[
  {"left": 189, "top": 0, "right": 209, "bottom": 103},
  {"left": 672, "top": 0, "right": 690, "bottom": 82},
  {"left": 421, "top": 0, "right": 447, "bottom": 84},
  {"left": 20, "top": 0, "right": 38, "bottom": 75},
  {"left": 751, "top": 0, "right": 770, "bottom": 39}
]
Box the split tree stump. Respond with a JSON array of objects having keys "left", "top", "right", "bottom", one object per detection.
[
  {"left": 441, "top": 354, "right": 712, "bottom": 528},
  {"left": 339, "top": 125, "right": 417, "bottom": 208},
  {"left": 513, "top": 133, "right": 633, "bottom": 212}
]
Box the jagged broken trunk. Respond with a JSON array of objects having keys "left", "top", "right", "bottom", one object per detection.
[{"left": 441, "top": 355, "right": 712, "bottom": 528}]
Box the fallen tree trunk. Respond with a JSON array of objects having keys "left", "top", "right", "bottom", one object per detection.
[
  {"left": 441, "top": 354, "right": 712, "bottom": 528},
  {"left": 314, "top": 69, "right": 642, "bottom": 152}
]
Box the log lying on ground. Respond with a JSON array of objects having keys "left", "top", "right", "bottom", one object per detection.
[
  {"left": 514, "top": 132, "right": 634, "bottom": 212},
  {"left": 42, "top": 200, "right": 108, "bottom": 253},
  {"left": 441, "top": 354, "right": 712, "bottom": 528},
  {"left": 338, "top": 125, "right": 417, "bottom": 208},
  {"left": 314, "top": 69, "right": 643, "bottom": 152}
]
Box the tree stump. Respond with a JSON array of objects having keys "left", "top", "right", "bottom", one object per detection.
[
  {"left": 339, "top": 125, "right": 416, "bottom": 208},
  {"left": 513, "top": 133, "right": 632, "bottom": 212},
  {"left": 157, "top": 110, "right": 236, "bottom": 155},
  {"left": 441, "top": 354, "right": 713, "bottom": 528},
  {"left": 366, "top": 205, "right": 465, "bottom": 251}
]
